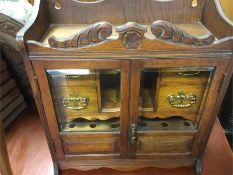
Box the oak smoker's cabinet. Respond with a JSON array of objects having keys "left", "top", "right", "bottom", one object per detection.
[{"left": 17, "top": 0, "right": 233, "bottom": 174}]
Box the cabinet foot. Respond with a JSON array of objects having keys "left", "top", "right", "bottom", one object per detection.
[{"left": 195, "top": 159, "right": 202, "bottom": 175}]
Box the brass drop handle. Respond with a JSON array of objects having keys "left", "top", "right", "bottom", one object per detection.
[
  {"left": 65, "top": 75, "right": 80, "bottom": 79},
  {"left": 62, "top": 96, "right": 89, "bottom": 111},
  {"left": 167, "top": 91, "right": 197, "bottom": 108},
  {"left": 179, "top": 71, "right": 200, "bottom": 77},
  {"left": 129, "top": 124, "right": 137, "bottom": 144},
  {"left": 66, "top": 106, "right": 86, "bottom": 110}
]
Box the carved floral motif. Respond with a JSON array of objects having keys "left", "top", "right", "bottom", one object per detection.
[
  {"left": 151, "top": 20, "right": 215, "bottom": 46},
  {"left": 48, "top": 22, "right": 112, "bottom": 48},
  {"left": 116, "top": 22, "right": 147, "bottom": 49},
  {"left": 121, "top": 31, "right": 142, "bottom": 49}
]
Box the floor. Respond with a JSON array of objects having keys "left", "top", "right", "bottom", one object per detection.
[{"left": 5, "top": 105, "right": 233, "bottom": 175}]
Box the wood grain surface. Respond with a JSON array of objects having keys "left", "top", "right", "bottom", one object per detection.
[
  {"left": 45, "top": 0, "right": 205, "bottom": 24},
  {"left": 4, "top": 105, "right": 233, "bottom": 175}
]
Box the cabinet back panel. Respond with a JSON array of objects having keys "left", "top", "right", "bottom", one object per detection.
[{"left": 46, "top": 0, "right": 205, "bottom": 24}]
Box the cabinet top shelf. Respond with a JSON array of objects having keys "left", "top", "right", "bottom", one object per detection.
[{"left": 18, "top": 0, "right": 232, "bottom": 53}]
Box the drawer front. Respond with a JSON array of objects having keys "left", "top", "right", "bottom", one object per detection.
[
  {"left": 136, "top": 135, "right": 193, "bottom": 154},
  {"left": 61, "top": 134, "right": 120, "bottom": 154},
  {"left": 160, "top": 71, "right": 209, "bottom": 85},
  {"left": 52, "top": 74, "right": 97, "bottom": 87},
  {"left": 63, "top": 139, "right": 119, "bottom": 154},
  {"left": 156, "top": 85, "right": 206, "bottom": 113},
  {"left": 57, "top": 86, "right": 99, "bottom": 118}
]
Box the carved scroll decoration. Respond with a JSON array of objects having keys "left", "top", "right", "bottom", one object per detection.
[
  {"left": 151, "top": 20, "right": 215, "bottom": 46},
  {"left": 0, "top": 21, "right": 21, "bottom": 37},
  {"left": 116, "top": 22, "right": 147, "bottom": 49},
  {"left": 48, "top": 22, "right": 112, "bottom": 48}
]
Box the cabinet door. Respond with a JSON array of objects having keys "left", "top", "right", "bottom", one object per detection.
[
  {"left": 32, "top": 59, "right": 130, "bottom": 159},
  {"left": 129, "top": 58, "right": 228, "bottom": 159}
]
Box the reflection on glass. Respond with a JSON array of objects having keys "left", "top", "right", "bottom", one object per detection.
[
  {"left": 47, "top": 69, "right": 120, "bottom": 132},
  {"left": 138, "top": 67, "right": 214, "bottom": 131}
]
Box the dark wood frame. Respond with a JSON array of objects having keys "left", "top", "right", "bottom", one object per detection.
[
  {"left": 32, "top": 59, "right": 130, "bottom": 160},
  {"left": 129, "top": 58, "right": 231, "bottom": 158}
]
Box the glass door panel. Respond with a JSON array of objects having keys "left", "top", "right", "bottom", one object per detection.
[
  {"left": 138, "top": 67, "right": 215, "bottom": 132},
  {"left": 47, "top": 69, "right": 121, "bottom": 132}
]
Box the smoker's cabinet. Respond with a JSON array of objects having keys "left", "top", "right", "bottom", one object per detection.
[{"left": 17, "top": 0, "right": 233, "bottom": 174}]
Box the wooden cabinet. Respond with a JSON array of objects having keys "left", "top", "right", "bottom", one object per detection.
[{"left": 16, "top": 0, "right": 233, "bottom": 174}]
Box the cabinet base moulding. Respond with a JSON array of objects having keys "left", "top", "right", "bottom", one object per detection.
[{"left": 58, "top": 159, "right": 196, "bottom": 171}]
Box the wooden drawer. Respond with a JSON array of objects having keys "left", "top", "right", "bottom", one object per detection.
[
  {"left": 136, "top": 135, "right": 193, "bottom": 154},
  {"left": 159, "top": 71, "right": 210, "bottom": 85},
  {"left": 48, "top": 69, "right": 122, "bottom": 122},
  {"left": 56, "top": 86, "right": 100, "bottom": 119},
  {"left": 52, "top": 74, "right": 97, "bottom": 87},
  {"left": 156, "top": 85, "right": 207, "bottom": 114},
  {"left": 61, "top": 133, "right": 120, "bottom": 154},
  {"left": 48, "top": 70, "right": 102, "bottom": 122}
]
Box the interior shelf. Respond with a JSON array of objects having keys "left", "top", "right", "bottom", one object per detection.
[
  {"left": 138, "top": 117, "right": 196, "bottom": 131},
  {"left": 62, "top": 117, "right": 120, "bottom": 132}
]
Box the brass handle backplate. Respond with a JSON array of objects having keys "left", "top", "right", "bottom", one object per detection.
[
  {"left": 62, "top": 96, "right": 89, "bottom": 111},
  {"left": 129, "top": 124, "right": 137, "bottom": 144},
  {"left": 167, "top": 91, "right": 196, "bottom": 108}
]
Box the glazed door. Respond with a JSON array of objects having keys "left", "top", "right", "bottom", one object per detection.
[
  {"left": 32, "top": 59, "right": 130, "bottom": 159},
  {"left": 129, "top": 58, "right": 229, "bottom": 159}
]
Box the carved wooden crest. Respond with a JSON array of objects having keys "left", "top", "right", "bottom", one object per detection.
[
  {"left": 47, "top": 20, "right": 217, "bottom": 49},
  {"left": 151, "top": 20, "right": 215, "bottom": 46},
  {"left": 48, "top": 22, "right": 112, "bottom": 48},
  {"left": 116, "top": 22, "right": 147, "bottom": 49}
]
